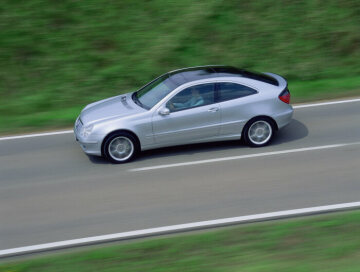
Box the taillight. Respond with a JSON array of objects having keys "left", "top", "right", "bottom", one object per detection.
[{"left": 279, "top": 88, "right": 290, "bottom": 104}]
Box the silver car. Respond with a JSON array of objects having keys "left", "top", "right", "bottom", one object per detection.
[{"left": 74, "top": 66, "right": 293, "bottom": 163}]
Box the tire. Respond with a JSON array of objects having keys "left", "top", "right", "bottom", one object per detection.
[
  {"left": 243, "top": 117, "right": 275, "bottom": 147},
  {"left": 103, "top": 132, "right": 139, "bottom": 163}
]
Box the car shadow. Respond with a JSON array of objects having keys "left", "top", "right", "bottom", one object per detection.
[
  {"left": 88, "top": 119, "right": 308, "bottom": 164},
  {"left": 271, "top": 119, "right": 308, "bottom": 146},
  {"left": 139, "top": 140, "right": 245, "bottom": 161},
  {"left": 88, "top": 155, "right": 109, "bottom": 164}
]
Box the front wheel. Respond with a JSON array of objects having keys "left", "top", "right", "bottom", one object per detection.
[
  {"left": 243, "top": 118, "right": 274, "bottom": 147},
  {"left": 103, "top": 132, "right": 139, "bottom": 163}
]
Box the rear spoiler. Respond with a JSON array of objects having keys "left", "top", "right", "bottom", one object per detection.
[{"left": 263, "top": 72, "right": 288, "bottom": 90}]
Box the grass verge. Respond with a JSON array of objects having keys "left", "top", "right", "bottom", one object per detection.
[
  {"left": 1, "top": 210, "right": 360, "bottom": 271},
  {"left": 1, "top": 0, "right": 359, "bottom": 134}
]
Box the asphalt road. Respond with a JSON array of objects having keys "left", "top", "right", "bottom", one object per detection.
[{"left": 1, "top": 100, "right": 360, "bottom": 251}]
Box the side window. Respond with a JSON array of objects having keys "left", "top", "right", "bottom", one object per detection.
[
  {"left": 167, "top": 83, "right": 215, "bottom": 112},
  {"left": 217, "top": 82, "right": 257, "bottom": 102}
]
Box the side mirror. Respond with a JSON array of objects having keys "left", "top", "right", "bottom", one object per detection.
[{"left": 158, "top": 107, "right": 170, "bottom": 116}]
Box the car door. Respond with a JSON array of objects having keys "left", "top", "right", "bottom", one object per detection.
[
  {"left": 216, "top": 82, "right": 258, "bottom": 137},
  {"left": 152, "top": 83, "right": 221, "bottom": 145}
]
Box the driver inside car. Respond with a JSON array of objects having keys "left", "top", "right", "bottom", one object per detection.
[{"left": 169, "top": 87, "right": 204, "bottom": 111}]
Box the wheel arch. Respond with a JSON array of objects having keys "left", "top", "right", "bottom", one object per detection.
[
  {"left": 243, "top": 115, "right": 278, "bottom": 136},
  {"left": 101, "top": 129, "right": 141, "bottom": 157}
]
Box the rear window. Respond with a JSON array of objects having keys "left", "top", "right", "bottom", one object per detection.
[
  {"left": 217, "top": 82, "right": 257, "bottom": 102},
  {"left": 238, "top": 70, "right": 279, "bottom": 86},
  {"left": 213, "top": 67, "right": 279, "bottom": 86}
]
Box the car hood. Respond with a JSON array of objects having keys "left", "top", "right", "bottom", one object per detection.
[{"left": 80, "top": 93, "right": 145, "bottom": 125}]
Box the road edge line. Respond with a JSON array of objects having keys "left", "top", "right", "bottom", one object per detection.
[
  {"left": 293, "top": 97, "right": 360, "bottom": 109},
  {"left": 0, "top": 130, "right": 73, "bottom": 141},
  {"left": 1, "top": 201, "right": 360, "bottom": 258}
]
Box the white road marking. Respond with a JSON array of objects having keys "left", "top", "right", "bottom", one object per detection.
[
  {"left": 0, "top": 130, "right": 73, "bottom": 141},
  {"left": 0, "top": 97, "right": 359, "bottom": 141},
  {"left": 293, "top": 97, "right": 360, "bottom": 109},
  {"left": 0, "top": 201, "right": 359, "bottom": 257},
  {"left": 130, "top": 142, "right": 359, "bottom": 171}
]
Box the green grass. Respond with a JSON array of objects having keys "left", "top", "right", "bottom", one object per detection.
[
  {"left": 0, "top": 0, "right": 360, "bottom": 134},
  {"left": 291, "top": 76, "right": 360, "bottom": 103},
  {"left": 1, "top": 210, "right": 360, "bottom": 271}
]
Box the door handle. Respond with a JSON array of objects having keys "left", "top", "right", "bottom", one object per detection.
[{"left": 208, "top": 107, "right": 219, "bottom": 112}]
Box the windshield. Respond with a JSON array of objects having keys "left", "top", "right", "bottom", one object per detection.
[{"left": 134, "top": 74, "right": 178, "bottom": 109}]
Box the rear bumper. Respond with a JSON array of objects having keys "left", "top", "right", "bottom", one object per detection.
[{"left": 274, "top": 106, "right": 294, "bottom": 129}]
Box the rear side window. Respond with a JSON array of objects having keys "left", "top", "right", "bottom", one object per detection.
[{"left": 217, "top": 82, "right": 257, "bottom": 102}]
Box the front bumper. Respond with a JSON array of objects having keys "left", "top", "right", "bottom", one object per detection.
[
  {"left": 76, "top": 138, "right": 102, "bottom": 156},
  {"left": 74, "top": 118, "right": 102, "bottom": 156}
]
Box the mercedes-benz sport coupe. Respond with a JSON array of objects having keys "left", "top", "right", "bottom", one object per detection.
[{"left": 74, "top": 66, "right": 293, "bottom": 163}]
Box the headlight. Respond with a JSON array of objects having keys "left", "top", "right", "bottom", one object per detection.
[{"left": 80, "top": 124, "right": 93, "bottom": 138}]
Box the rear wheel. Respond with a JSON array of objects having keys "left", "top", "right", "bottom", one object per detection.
[
  {"left": 243, "top": 118, "right": 274, "bottom": 147},
  {"left": 103, "top": 132, "right": 139, "bottom": 163}
]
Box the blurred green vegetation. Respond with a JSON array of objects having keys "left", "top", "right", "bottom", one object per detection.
[
  {"left": 0, "top": 0, "right": 359, "bottom": 133},
  {"left": 1, "top": 210, "right": 360, "bottom": 271}
]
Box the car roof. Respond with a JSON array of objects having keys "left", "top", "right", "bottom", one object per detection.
[{"left": 167, "top": 66, "right": 279, "bottom": 86}]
